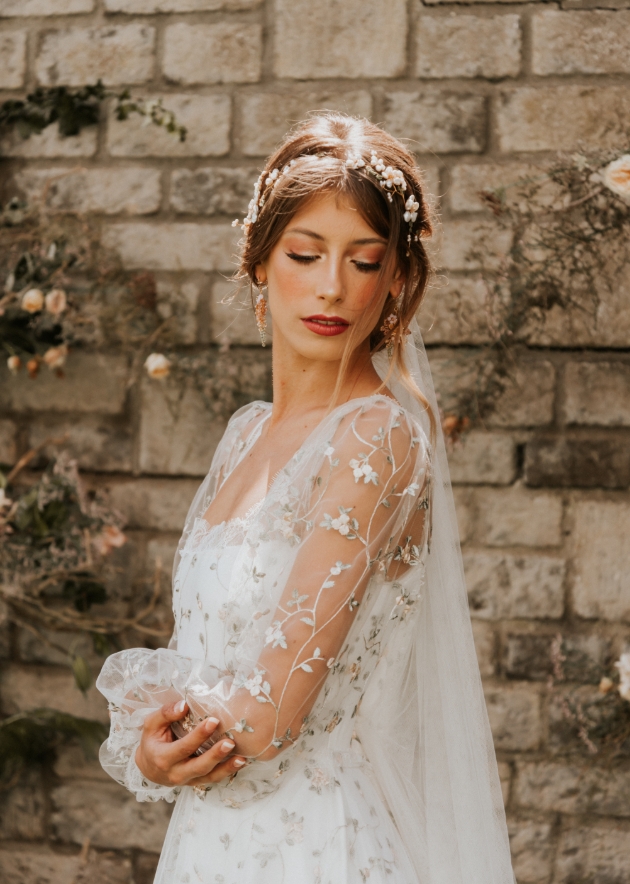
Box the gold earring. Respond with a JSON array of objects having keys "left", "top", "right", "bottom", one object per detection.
[
  {"left": 380, "top": 295, "right": 399, "bottom": 358},
  {"left": 254, "top": 285, "right": 267, "bottom": 347}
]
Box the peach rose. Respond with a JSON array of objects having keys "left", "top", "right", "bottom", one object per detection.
[
  {"left": 43, "top": 344, "right": 68, "bottom": 370},
  {"left": 602, "top": 155, "right": 630, "bottom": 200},
  {"left": 145, "top": 352, "right": 171, "bottom": 379},
  {"left": 22, "top": 288, "right": 44, "bottom": 313},
  {"left": 94, "top": 525, "right": 127, "bottom": 556},
  {"left": 45, "top": 288, "right": 67, "bottom": 316}
]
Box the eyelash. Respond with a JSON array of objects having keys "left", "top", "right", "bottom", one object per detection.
[{"left": 286, "top": 253, "right": 382, "bottom": 274}]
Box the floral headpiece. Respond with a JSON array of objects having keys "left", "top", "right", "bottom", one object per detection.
[{"left": 233, "top": 152, "right": 421, "bottom": 251}]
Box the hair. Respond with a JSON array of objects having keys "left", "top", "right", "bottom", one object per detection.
[{"left": 235, "top": 111, "right": 436, "bottom": 441}]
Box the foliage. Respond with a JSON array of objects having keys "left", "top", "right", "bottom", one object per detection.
[{"left": 0, "top": 81, "right": 186, "bottom": 142}]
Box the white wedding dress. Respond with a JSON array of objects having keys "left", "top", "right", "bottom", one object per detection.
[{"left": 97, "top": 332, "right": 515, "bottom": 884}]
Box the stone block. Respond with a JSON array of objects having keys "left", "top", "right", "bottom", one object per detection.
[
  {"left": 448, "top": 162, "right": 563, "bottom": 214},
  {"left": 0, "top": 663, "right": 109, "bottom": 723},
  {"left": 464, "top": 551, "right": 565, "bottom": 619},
  {"left": 0, "top": 30, "right": 26, "bottom": 89},
  {"left": 484, "top": 682, "right": 541, "bottom": 750},
  {"left": 36, "top": 25, "right": 155, "bottom": 87},
  {"left": 445, "top": 431, "right": 517, "bottom": 485},
  {"left": 564, "top": 362, "right": 630, "bottom": 427},
  {"left": 533, "top": 433, "right": 630, "bottom": 489},
  {"left": 106, "top": 0, "right": 258, "bottom": 9},
  {"left": 28, "top": 416, "right": 133, "bottom": 472},
  {"left": 239, "top": 91, "right": 372, "bottom": 157},
  {"left": 555, "top": 826, "right": 630, "bottom": 884},
  {"left": 134, "top": 853, "right": 160, "bottom": 884},
  {"left": 503, "top": 632, "right": 610, "bottom": 682},
  {"left": 170, "top": 167, "right": 258, "bottom": 216},
  {"left": 507, "top": 818, "right": 555, "bottom": 884},
  {"left": 146, "top": 536, "right": 179, "bottom": 582},
  {"left": 383, "top": 91, "right": 486, "bottom": 153},
  {"left": 108, "top": 94, "right": 231, "bottom": 158},
  {"left": 472, "top": 486, "right": 563, "bottom": 547},
  {"left": 0, "top": 846, "right": 132, "bottom": 884},
  {"left": 490, "top": 360, "right": 556, "bottom": 428},
  {"left": 211, "top": 279, "right": 266, "bottom": 347},
  {"left": 497, "top": 86, "right": 630, "bottom": 152},
  {"left": 0, "top": 353, "right": 128, "bottom": 415},
  {"left": 1, "top": 0, "right": 93, "bottom": 12},
  {"left": 274, "top": 0, "right": 407, "bottom": 79},
  {"left": 497, "top": 761, "right": 511, "bottom": 806},
  {"left": 51, "top": 780, "right": 171, "bottom": 851},
  {"left": 428, "top": 347, "right": 483, "bottom": 416},
  {"left": 433, "top": 219, "right": 512, "bottom": 272},
  {"left": 515, "top": 760, "right": 630, "bottom": 817},
  {"left": 163, "top": 22, "right": 262, "bottom": 85},
  {"left": 0, "top": 419, "right": 17, "bottom": 464},
  {"left": 420, "top": 276, "right": 493, "bottom": 345},
  {"left": 17, "top": 624, "right": 103, "bottom": 668},
  {"left": 108, "top": 478, "right": 200, "bottom": 531},
  {"left": 472, "top": 619, "right": 496, "bottom": 676},
  {"left": 533, "top": 10, "right": 630, "bottom": 74},
  {"left": 572, "top": 499, "right": 630, "bottom": 621},
  {"left": 15, "top": 167, "right": 161, "bottom": 216},
  {"left": 155, "top": 277, "right": 200, "bottom": 345},
  {"left": 0, "top": 770, "right": 46, "bottom": 840},
  {"left": 54, "top": 744, "right": 111, "bottom": 781},
  {"left": 415, "top": 14, "right": 521, "bottom": 79},
  {"left": 0, "top": 121, "right": 97, "bottom": 158},
  {"left": 103, "top": 222, "right": 238, "bottom": 272},
  {"left": 452, "top": 486, "right": 473, "bottom": 543}
]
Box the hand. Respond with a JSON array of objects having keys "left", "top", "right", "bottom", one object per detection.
[{"left": 135, "top": 700, "right": 247, "bottom": 788}]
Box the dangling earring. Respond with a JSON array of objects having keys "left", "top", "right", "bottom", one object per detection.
[
  {"left": 254, "top": 284, "right": 268, "bottom": 347},
  {"left": 380, "top": 295, "right": 399, "bottom": 359}
]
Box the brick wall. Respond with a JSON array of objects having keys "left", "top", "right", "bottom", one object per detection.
[{"left": 1, "top": 1, "right": 629, "bottom": 882}]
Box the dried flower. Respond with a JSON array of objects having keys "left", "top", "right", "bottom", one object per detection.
[
  {"left": 45, "top": 288, "right": 67, "bottom": 315},
  {"left": 26, "top": 357, "right": 40, "bottom": 379},
  {"left": 7, "top": 355, "right": 21, "bottom": 374},
  {"left": 0, "top": 488, "right": 13, "bottom": 510},
  {"left": 144, "top": 352, "right": 171, "bottom": 379},
  {"left": 615, "top": 653, "right": 630, "bottom": 701},
  {"left": 94, "top": 525, "right": 127, "bottom": 556},
  {"left": 22, "top": 288, "right": 44, "bottom": 313},
  {"left": 43, "top": 344, "right": 68, "bottom": 370},
  {"left": 599, "top": 676, "right": 615, "bottom": 695},
  {"left": 602, "top": 155, "right": 630, "bottom": 200}
]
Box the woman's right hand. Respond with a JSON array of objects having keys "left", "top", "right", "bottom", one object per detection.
[{"left": 135, "top": 700, "right": 248, "bottom": 788}]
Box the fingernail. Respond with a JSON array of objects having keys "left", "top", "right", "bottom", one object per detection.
[
  {"left": 221, "top": 740, "right": 235, "bottom": 752},
  {"left": 204, "top": 717, "right": 220, "bottom": 731},
  {"left": 175, "top": 700, "right": 186, "bottom": 715},
  {"left": 233, "top": 759, "right": 246, "bottom": 767}
]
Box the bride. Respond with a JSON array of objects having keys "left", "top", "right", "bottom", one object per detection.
[{"left": 97, "top": 113, "right": 514, "bottom": 883}]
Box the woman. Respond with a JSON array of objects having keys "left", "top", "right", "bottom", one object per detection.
[{"left": 97, "top": 113, "right": 514, "bottom": 883}]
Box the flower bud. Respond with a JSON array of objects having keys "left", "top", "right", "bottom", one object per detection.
[
  {"left": 43, "top": 344, "right": 68, "bottom": 370},
  {"left": 45, "top": 288, "right": 67, "bottom": 316},
  {"left": 22, "top": 288, "right": 44, "bottom": 313},
  {"left": 145, "top": 352, "right": 171, "bottom": 379},
  {"left": 7, "top": 355, "right": 21, "bottom": 374}
]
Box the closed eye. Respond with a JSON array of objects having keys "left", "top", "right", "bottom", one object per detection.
[
  {"left": 352, "top": 261, "right": 381, "bottom": 273},
  {"left": 286, "top": 252, "right": 319, "bottom": 264}
]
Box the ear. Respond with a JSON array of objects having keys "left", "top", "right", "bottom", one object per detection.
[
  {"left": 254, "top": 263, "right": 267, "bottom": 286},
  {"left": 389, "top": 266, "right": 405, "bottom": 300}
]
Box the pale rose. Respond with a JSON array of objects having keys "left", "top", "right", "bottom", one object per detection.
[
  {"left": 22, "top": 288, "right": 44, "bottom": 313},
  {"left": 145, "top": 352, "right": 171, "bottom": 379},
  {"left": 598, "top": 676, "right": 614, "bottom": 694},
  {"left": 615, "top": 653, "right": 630, "bottom": 701},
  {"left": 94, "top": 525, "right": 127, "bottom": 556},
  {"left": 43, "top": 344, "right": 68, "bottom": 370},
  {"left": 7, "top": 355, "right": 21, "bottom": 374},
  {"left": 602, "top": 155, "right": 630, "bottom": 200},
  {"left": 45, "top": 288, "right": 67, "bottom": 316}
]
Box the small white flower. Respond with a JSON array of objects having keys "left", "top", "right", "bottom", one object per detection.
[
  {"left": 602, "top": 154, "right": 630, "bottom": 201},
  {"left": 243, "top": 668, "right": 264, "bottom": 697},
  {"left": 285, "top": 820, "right": 304, "bottom": 844},
  {"left": 144, "top": 352, "right": 171, "bottom": 379},
  {"left": 0, "top": 488, "right": 13, "bottom": 509},
  {"left": 615, "top": 653, "right": 630, "bottom": 701},
  {"left": 42, "top": 344, "right": 68, "bottom": 370},
  {"left": 265, "top": 623, "right": 287, "bottom": 649},
  {"left": 22, "top": 288, "right": 44, "bottom": 313},
  {"left": 7, "top": 355, "right": 21, "bottom": 374},
  {"left": 324, "top": 446, "right": 335, "bottom": 458},
  {"left": 45, "top": 288, "right": 67, "bottom": 315},
  {"left": 404, "top": 482, "right": 420, "bottom": 496}
]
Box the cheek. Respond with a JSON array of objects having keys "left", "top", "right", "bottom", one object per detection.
[{"left": 268, "top": 259, "right": 310, "bottom": 307}]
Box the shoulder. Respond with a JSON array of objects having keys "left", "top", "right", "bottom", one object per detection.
[
  {"left": 332, "top": 395, "right": 431, "bottom": 462},
  {"left": 224, "top": 400, "right": 271, "bottom": 444}
]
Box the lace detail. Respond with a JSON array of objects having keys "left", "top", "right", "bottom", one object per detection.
[{"left": 186, "top": 497, "right": 266, "bottom": 554}]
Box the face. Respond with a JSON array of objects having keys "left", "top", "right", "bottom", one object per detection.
[{"left": 257, "top": 192, "right": 402, "bottom": 364}]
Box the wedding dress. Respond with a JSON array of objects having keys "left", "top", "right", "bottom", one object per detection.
[{"left": 96, "top": 322, "right": 515, "bottom": 884}]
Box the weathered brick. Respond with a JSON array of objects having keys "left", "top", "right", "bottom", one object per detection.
[
  {"left": 108, "top": 94, "right": 231, "bottom": 158},
  {"left": 572, "top": 499, "right": 630, "bottom": 621},
  {"left": 102, "top": 222, "right": 238, "bottom": 271},
  {"left": 497, "top": 761, "right": 511, "bottom": 806},
  {"left": 170, "top": 167, "right": 257, "bottom": 216},
  {"left": 485, "top": 682, "right": 541, "bottom": 750},
  {"left": 564, "top": 362, "right": 630, "bottom": 427},
  {"left": 533, "top": 10, "right": 630, "bottom": 75},
  {"left": 51, "top": 781, "right": 171, "bottom": 851},
  {"left": 555, "top": 826, "right": 630, "bottom": 884},
  {"left": 1, "top": 0, "right": 93, "bottom": 13},
  {"left": 383, "top": 91, "right": 486, "bottom": 153},
  {"left": 36, "top": 25, "right": 155, "bottom": 87},
  {"left": 107, "top": 478, "right": 200, "bottom": 531},
  {"left": 497, "top": 86, "right": 630, "bottom": 152},
  {"left": 424, "top": 0, "right": 523, "bottom": 4},
  {"left": 432, "top": 219, "right": 512, "bottom": 271},
  {"left": 134, "top": 853, "right": 160, "bottom": 884},
  {"left": 212, "top": 279, "right": 266, "bottom": 347},
  {"left": 515, "top": 760, "right": 630, "bottom": 817},
  {"left": 449, "top": 161, "right": 562, "bottom": 214},
  {"left": 464, "top": 551, "right": 565, "bottom": 619},
  {"left": 446, "top": 431, "right": 517, "bottom": 485},
  {"left": 0, "top": 419, "right": 17, "bottom": 464},
  {"left": 17, "top": 624, "right": 104, "bottom": 668},
  {"left": 472, "top": 619, "right": 496, "bottom": 676},
  {"left": 415, "top": 14, "right": 521, "bottom": 79},
  {"left": 419, "top": 276, "right": 492, "bottom": 345},
  {"left": 0, "top": 846, "right": 132, "bottom": 884},
  {"left": 0, "top": 663, "right": 109, "bottom": 722},
  {"left": 274, "top": 0, "right": 407, "bottom": 79},
  {"left": 507, "top": 818, "right": 555, "bottom": 884},
  {"left": 452, "top": 486, "right": 473, "bottom": 542},
  {"left": 0, "top": 30, "right": 26, "bottom": 89},
  {"left": 15, "top": 167, "right": 161, "bottom": 215},
  {"left": 54, "top": 744, "right": 111, "bottom": 781},
  {"left": 28, "top": 416, "right": 133, "bottom": 472},
  {"left": 504, "top": 632, "right": 610, "bottom": 682},
  {"left": 0, "top": 121, "right": 97, "bottom": 158},
  {"left": 239, "top": 91, "right": 372, "bottom": 157},
  {"left": 472, "top": 486, "right": 563, "bottom": 547},
  {"left": 0, "top": 353, "right": 128, "bottom": 415},
  {"left": 525, "top": 433, "right": 630, "bottom": 489},
  {"left": 163, "top": 22, "right": 262, "bottom": 85},
  {"left": 0, "top": 771, "right": 46, "bottom": 840},
  {"left": 106, "top": 0, "right": 258, "bottom": 9},
  {"left": 491, "top": 360, "right": 556, "bottom": 428},
  {"left": 155, "top": 277, "right": 200, "bottom": 345}
]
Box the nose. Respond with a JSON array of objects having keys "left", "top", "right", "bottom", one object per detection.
[{"left": 318, "top": 256, "right": 344, "bottom": 305}]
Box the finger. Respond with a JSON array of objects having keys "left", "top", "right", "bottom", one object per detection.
[
  {"left": 176, "top": 736, "right": 237, "bottom": 780},
  {"left": 188, "top": 755, "right": 248, "bottom": 787},
  {"left": 169, "top": 715, "right": 221, "bottom": 762},
  {"left": 143, "top": 700, "right": 188, "bottom": 735}
]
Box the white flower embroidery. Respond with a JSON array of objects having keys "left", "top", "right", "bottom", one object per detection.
[
  {"left": 310, "top": 767, "right": 331, "bottom": 793},
  {"left": 404, "top": 482, "right": 420, "bottom": 496},
  {"left": 265, "top": 622, "right": 287, "bottom": 649},
  {"left": 349, "top": 457, "right": 378, "bottom": 485},
  {"left": 241, "top": 668, "right": 270, "bottom": 699},
  {"left": 320, "top": 507, "right": 359, "bottom": 539}
]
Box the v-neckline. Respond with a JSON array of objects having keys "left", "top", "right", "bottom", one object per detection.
[{"left": 201, "top": 392, "right": 400, "bottom": 532}]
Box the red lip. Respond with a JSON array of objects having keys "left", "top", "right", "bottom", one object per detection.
[{"left": 301, "top": 315, "right": 350, "bottom": 337}]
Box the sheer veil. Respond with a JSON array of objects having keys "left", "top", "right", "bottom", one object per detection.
[{"left": 363, "top": 317, "right": 515, "bottom": 883}]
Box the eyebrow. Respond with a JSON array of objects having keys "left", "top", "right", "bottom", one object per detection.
[{"left": 286, "top": 227, "right": 386, "bottom": 246}]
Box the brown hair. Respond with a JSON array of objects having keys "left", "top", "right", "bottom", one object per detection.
[{"left": 235, "top": 111, "right": 435, "bottom": 439}]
